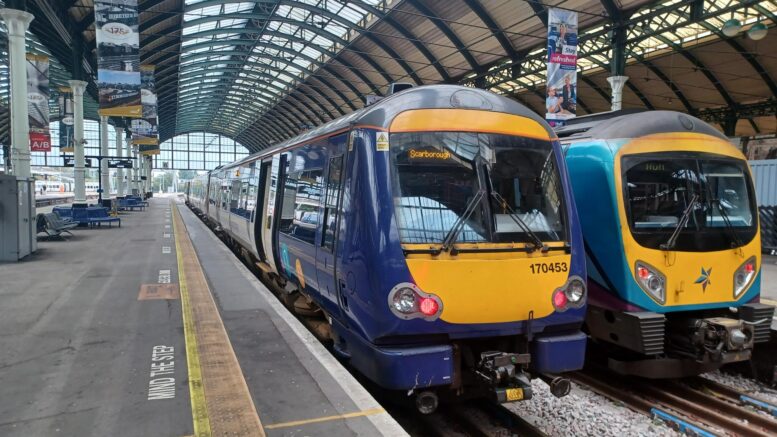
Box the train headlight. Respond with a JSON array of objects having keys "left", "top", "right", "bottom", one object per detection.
[
  {"left": 392, "top": 288, "right": 417, "bottom": 314},
  {"left": 564, "top": 277, "right": 586, "bottom": 305},
  {"left": 553, "top": 276, "right": 586, "bottom": 312},
  {"left": 388, "top": 283, "right": 443, "bottom": 321},
  {"left": 635, "top": 261, "right": 666, "bottom": 304},
  {"left": 733, "top": 256, "right": 757, "bottom": 298}
]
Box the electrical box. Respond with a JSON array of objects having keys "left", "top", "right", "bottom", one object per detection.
[{"left": 0, "top": 175, "right": 36, "bottom": 261}]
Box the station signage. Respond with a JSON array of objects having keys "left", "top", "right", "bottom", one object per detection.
[
  {"left": 27, "top": 54, "right": 51, "bottom": 151},
  {"left": 62, "top": 156, "right": 93, "bottom": 168},
  {"left": 108, "top": 159, "right": 133, "bottom": 168}
]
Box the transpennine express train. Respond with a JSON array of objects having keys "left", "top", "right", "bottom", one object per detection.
[
  {"left": 560, "top": 110, "right": 774, "bottom": 378},
  {"left": 187, "top": 85, "right": 588, "bottom": 411}
]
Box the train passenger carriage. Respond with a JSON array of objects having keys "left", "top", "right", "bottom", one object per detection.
[
  {"left": 560, "top": 110, "right": 774, "bottom": 378},
  {"left": 187, "top": 85, "right": 588, "bottom": 410}
]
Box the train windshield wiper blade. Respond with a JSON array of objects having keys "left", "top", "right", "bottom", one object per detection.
[
  {"left": 440, "top": 190, "right": 485, "bottom": 253},
  {"left": 660, "top": 194, "right": 699, "bottom": 251},
  {"left": 710, "top": 199, "right": 745, "bottom": 249},
  {"left": 490, "top": 191, "right": 547, "bottom": 253}
]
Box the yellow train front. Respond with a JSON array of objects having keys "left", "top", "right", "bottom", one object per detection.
[{"left": 561, "top": 111, "right": 774, "bottom": 378}]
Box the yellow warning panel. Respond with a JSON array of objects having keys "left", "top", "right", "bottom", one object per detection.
[
  {"left": 138, "top": 284, "right": 180, "bottom": 300},
  {"left": 172, "top": 203, "right": 265, "bottom": 437}
]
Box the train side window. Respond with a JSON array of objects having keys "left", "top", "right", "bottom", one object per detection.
[
  {"left": 321, "top": 155, "right": 344, "bottom": 251},
  {"left": 279, "top": 169, "right": 323, "bottom": 245},
  {"left": 246, "top": 177, "right": 258, "bottom": 220},
  {"left": 278, "top": 171, "right": 300, "bottom": 235}
]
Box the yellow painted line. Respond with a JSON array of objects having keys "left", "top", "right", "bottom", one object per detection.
[
  {"left": 762, "top": 298, "right": 777, "bottom": 307},
  {"left": 172, "top": 202, "right": 264, "bottom": 436},
  {"left": 173, "top": 206, "right": 212, "bottom": 437},
  {"left": 264, "top": 408, "right": 387, "bottom": 430}
]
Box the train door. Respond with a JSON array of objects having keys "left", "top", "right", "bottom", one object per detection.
[
  {"left": 254, "top": 160, "right": 273, "bottom": 263},
  {"left": 315, "top": 135, "right": 346, "bottom": 312},
  {"left": 267, "top": 154, "right": 286, "bottom": 272}
]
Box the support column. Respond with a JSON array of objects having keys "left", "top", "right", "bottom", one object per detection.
[
  {"left": 99, "top": 115, "right": 110, "bottom": 199},
  {"left": 115, "top": 126, "right": 124, "bottom": 196},
  {"left": 132, "top": 144, "right": 139, "bottom": 195},
  {"left": 0, "top": 8, "right": 34, "bottom": 179},
  {"left": 69, "top": 79, "right": 88, "bottom": 205},
  {"left": 607, "top": 75, "right": 629, "bottom": 112},
  {"left": 144, "top": 155, "right": 151, "bottom": 195},
  {"left": 125, "top": 133, "right": 133, "bottom": 194}
]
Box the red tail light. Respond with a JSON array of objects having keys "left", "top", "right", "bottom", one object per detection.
[
  {"left": 553, "top": 290, "right": 568, "bottom": 309},
  {"left": 419, "top": 297, "right": 439, "bottom": 316}
]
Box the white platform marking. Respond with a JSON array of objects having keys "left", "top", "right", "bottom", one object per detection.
[{"left": 162, "top": 246, "right": 171, "bottom": 254}]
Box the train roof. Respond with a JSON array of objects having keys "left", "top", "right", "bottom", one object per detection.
[
  {"left": 218, "top": 85, "right": 553, "bottom": 172},
  {"left": 555, "top": 110, "right": 728, "bottom": 142}
]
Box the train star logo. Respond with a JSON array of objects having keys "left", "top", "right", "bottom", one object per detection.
[{"left": 694, "top": 267, "right": 712, "bottom": 292}]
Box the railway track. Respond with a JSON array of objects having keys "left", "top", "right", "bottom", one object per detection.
[
  {"left": 570, "top": 369, "right": 777, "bottom": 436},
  {"left": 417, "top": 401, "right": 547, "bottom": 437}
]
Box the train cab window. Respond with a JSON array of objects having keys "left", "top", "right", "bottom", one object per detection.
[
  {"left": 623, "top": 153, "right": 757, "bottom": 251},
  {"left": 279, "top": 169, "right": 323, "bottom": 245},
  {"left": 390, "top": 132, "right": 566, "bottom": 245},
  {"left": 321, "top": 155, "right": 344, "bottom": 251}
]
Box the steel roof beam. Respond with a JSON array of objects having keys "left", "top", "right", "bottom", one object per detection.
[
  {"left": 406, "top": 0, "right": 481, "bottom": 74},
  {"left": 462, "top": 0, "right": 518, "bottom": 59},
  {"left": 527, "top": 0, "right": 548, "bottom": 26},
  {"left": 349, "top": 0, "right": 450, "bottom": 82}
]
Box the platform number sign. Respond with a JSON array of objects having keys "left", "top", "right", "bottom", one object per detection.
[{"left": 30, "top": 132, "right": 51, "bottom": 152}]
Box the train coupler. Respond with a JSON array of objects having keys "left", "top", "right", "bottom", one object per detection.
[{"left": 476, "top": 351, "right": 533, "bottom": 403}]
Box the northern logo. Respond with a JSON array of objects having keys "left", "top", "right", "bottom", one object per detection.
[{"left": 694, "top": 267, "right": 712, "bottom": 292}]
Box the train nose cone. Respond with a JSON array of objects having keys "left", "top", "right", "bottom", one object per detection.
[{"left": 729, "top": 328, "right": 747, "bottom": 348}]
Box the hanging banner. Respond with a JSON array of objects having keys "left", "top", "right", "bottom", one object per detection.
[
  {"left": 133, "top": 65, "right": 159, "bottom": 154},
  {"left": 57, "top": 87, "right": 75, "bottom": 153},
  {"left": 95, "top": 0, "right": 142, "bottom": 118},
  {"left": 26, "top": 54, "right": 51, "bottom": 152},
  {"left": 545, "top": 8, "right": 578, "bottom": 127}
]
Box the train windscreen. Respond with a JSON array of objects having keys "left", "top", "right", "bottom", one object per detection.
[
  {"left": 390, "top": 131, "right": 566, "bottom": 246},
  {"left": 622, "top": 152, "right": 757, "bottom": 251}
]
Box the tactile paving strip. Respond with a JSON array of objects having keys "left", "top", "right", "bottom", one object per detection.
[{"left": 172, "top": 203, "right": 265, "bottom": 437}]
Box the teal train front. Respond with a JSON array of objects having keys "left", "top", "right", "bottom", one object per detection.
[{"left": 560, "top": 110, "right": 774, "bottom": 378}]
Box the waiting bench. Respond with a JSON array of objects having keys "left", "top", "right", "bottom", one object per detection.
[
  {"left": 71, "top": 207, "right": 121, "bottom": 228},
  {"left": 36, "top": 213, "right": 78, "bottom": 239},
  {"left": 117, "top": 198, "right": 146, "bottom": 211}
]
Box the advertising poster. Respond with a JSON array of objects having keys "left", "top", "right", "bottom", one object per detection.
[
  {"left": 133, "top": 65, "right": 159, "bottom": 154},
  {"left": 95, "top": 0, "right": 142, "bottom": 117},
  {"left": 26, "top": 54, "right": 51, "bottom": 152},
  {"left": 57, "top": 87, "right": 75, "bottom": 153},
  {"left": 545, "top": 8, "right": 578, "bottom": 127}
]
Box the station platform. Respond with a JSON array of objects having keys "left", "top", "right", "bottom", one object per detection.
[{"left": 0, "top": 195, "right": 404, "bottom": 436}]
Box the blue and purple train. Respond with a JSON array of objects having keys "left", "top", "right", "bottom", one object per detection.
[{"left": 186, "top": 85, "right": 587, "bottom": 411}]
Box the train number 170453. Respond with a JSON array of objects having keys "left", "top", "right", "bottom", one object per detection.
[{"left": 530, "top": 262, "right": 568, "bottom": 274}]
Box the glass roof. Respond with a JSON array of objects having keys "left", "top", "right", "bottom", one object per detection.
[{"left": 175, "top": 0, "right": 385, "bottom": 138}]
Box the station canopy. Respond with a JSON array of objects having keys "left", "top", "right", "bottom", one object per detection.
[{"left": 6, "top": 0, "right": 777, "bottom": 152}]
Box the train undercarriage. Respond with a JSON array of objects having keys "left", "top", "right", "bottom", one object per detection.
[{"left": 586, "top": 304, "right": 775, "bottom": 378}]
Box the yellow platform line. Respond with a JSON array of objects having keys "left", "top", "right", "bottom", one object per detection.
[
  {"left": 173, "top": 203, "right": 265, "bottom": 436},
  {"left": 173, "top": 206, "right": 212, "bottom": 437},
  {"left": 264, "top": 408, "right": 386, "bottom": 430}
]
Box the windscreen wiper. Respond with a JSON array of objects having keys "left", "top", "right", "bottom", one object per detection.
[
  {"left": 660, "top": 194, "right": 699, "bottom": 251},
  {"left": 440, "top": 190, "right": 485, "bottom": 253},
  {"left": 710, "top": 199, "right": 744, "bottom": 249},
  {"left": 490, "top": 191, "right": 548, "bottom": 253}
]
